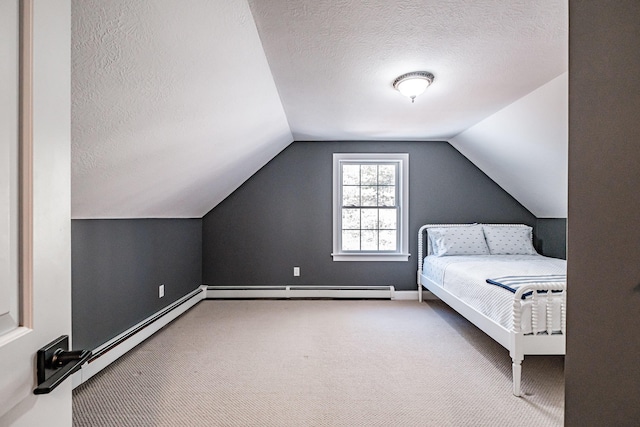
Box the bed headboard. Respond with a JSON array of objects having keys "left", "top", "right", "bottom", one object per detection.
[{"left": 417, "top": 223, "right": 533, "bottom": 272}]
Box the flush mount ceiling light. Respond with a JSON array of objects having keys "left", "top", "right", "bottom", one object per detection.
[{"left": 393, "top": 71, "right": 435, "bottom": 103}]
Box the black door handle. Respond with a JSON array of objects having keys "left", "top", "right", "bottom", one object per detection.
[{"left": 34, "top": 335, "right": 92, "bottom": 395}]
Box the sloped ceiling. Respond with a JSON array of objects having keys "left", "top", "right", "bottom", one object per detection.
[
  {"left": 451, "top": 73, "right": 568, "bottom": 218},
  {"left": 71, "top": 0, "right": 567, "bottom": 219},
  {"left": 71, "top": 0, "right": 292, "bottom": 218}
]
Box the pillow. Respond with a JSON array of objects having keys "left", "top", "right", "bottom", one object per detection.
[
  {"left": 482, "top": 225, "right": 537, "bottom": 255},
  {"left": 428, "top": 225, "right": 490, "bottom": 256}
]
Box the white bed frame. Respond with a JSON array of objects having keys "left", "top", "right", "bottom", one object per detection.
[{"left": 417, "top": 224, "right": 566, "bottom": 396}]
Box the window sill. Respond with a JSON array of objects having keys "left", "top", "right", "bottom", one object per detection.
[{"left": 331, "top": 253, "right": 410, "bottom": 262}]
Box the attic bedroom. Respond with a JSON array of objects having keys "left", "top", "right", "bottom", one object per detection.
[
  {"left": 68, "top": 0, "right": 570, "bottom": 422},
  {"left": 70, "top": 0, "right": 568, "bottom": 344},
  {"left": 3, "top": 0, "right": 640, "bottom": 426}
]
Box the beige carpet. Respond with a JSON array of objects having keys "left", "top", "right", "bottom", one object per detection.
[{"left": 73, "top": 299, "right": 564, "bottom": 426}]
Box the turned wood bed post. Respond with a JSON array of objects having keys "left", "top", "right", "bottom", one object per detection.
[
  {"left": 512, "top": 357, "right": 524, "bottom": 397},
  {"left": 511, "top": 292, "right": 525, "bottom": 397},
  {"left": 417, "top": 224, "right": 430, "bottom": 303}
]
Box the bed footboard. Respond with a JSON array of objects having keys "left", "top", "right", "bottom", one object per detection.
[
  {"left": 510, "top": 283, "right": 566, "bottom": 396},
  {"left": 512, "top": 283, "right": 567, "bottom": 335}
]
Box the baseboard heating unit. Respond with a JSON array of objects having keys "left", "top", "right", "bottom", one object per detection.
[
  {"left": 205, "top": 285, "right": 396, "bottom": 300},
  {"left": 71, "top": 284, "right": 415, "bottom": 387},
  {"left": 72, "top": 286, "right": 206, "bottom": 388}
]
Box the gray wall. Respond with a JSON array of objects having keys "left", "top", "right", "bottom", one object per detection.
[
  {"left": 535, "top": 218, "right": 566, "bottom": 260},
  {"left": 202, "top": 141, "right": 555, "bottom": 290},
  {"left": 566, "top": 1, "right": 640, "bottom": 425},
  {"left": 72, "top": 219, "right": 202, "bottom": 350}
]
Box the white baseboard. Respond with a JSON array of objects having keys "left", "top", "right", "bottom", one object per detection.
[
  {"left": 205, "top": 286, "right": 289, "bottom": 299},
  {"left": 205, "top": 285, "right": 396, "bottom": 300},
  {"left": 72, "top": 286, "right": 206, "bottom": 388},
  {"left": 392, "top": 291, "right": 418, "bottom": 300}
]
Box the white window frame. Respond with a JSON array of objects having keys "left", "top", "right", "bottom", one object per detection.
[{"left": 332, "top": 153, "right": 410, "bottom": 262}]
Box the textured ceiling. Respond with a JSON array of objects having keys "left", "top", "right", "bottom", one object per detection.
[
  {"left": 71, "top": 0, "right": 567, "bottom": 218},
  {"left": 71, "top": 0, "right": 292, "bottom": 218},
  {"left": 247, "top": 0, "right": 567, "bottom": 141}
]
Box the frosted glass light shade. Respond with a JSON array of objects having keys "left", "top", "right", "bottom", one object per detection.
[
  {"left": 393, "top": 72, "right": 434, "bottom": 102},
  {"left": 396, "top": 78, "right": 429, "bottom": 98}
]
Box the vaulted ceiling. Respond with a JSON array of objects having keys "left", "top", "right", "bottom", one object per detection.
[{"left": 71, "top": 0, "right": 567, "bottom": 219}]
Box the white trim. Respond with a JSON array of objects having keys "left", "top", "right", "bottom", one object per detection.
[
  {"left": 72, "top": 286, "right": 206, "bottom": 388},
  {"left": 205, "top": 285, "right": 395, "bottom": 300},
  {"left": 391, "top": 291, "right": 418, "bottom": 300},
  {"left": 332, "top": 153, "right": 409, "bottom": 261},
  {"left": 206, "top": 286, "right": 289, "bottom": 299},
  {"left": 0, "top": 326, "right": 31, "bottom": 347},
  {"left": 331, "top": 253, "right": 410, "bottom": 262}
]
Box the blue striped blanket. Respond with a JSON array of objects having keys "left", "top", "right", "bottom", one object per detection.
[{"left": 486, "top": 275, "right": 566, "bottom": 299}]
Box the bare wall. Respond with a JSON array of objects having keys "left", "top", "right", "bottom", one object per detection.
[
  {"left": 72, "top": 219, "right": 202, "bottom": 350},
  {"left": 535, "top": 218, "right": 566, "bottom": 260}
]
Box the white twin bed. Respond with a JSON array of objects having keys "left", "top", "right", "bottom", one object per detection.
[{"left": 417, "top": 223, "right": 567, "bottom": 396}]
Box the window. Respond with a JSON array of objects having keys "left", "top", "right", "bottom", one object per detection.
[{"left": 332, "top": 153, "right": 409, "bottom": 261}]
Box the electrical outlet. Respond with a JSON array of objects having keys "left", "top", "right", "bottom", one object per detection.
[
  {"left": 293, "top": 267, "right": 300, "bottom": 277},
  {"left": 159, "top": 284, "right": 165, "bottom": 298}
]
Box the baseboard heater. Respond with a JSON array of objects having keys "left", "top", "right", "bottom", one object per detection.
[
  {"left": 72, "top": 286, "right": 206, "bottom": 388},
  {"left": 205, "top": 285, "right": 395, "bottom": 300}
]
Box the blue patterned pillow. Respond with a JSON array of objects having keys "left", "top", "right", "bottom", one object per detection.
[
  {"left": 482, "top": 225, "right": 537, "bottom": 255},
  {"left": 429, "top": 225, "right": 490, "bottom": 256}
]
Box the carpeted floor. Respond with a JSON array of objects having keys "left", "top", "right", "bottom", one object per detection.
[{"left": 73, "top": 299, "right": 564, "bottom": 426}]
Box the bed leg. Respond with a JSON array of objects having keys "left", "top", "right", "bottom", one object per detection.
[{"left": 512, "top": 359, "right": 522, "bottom": 397}]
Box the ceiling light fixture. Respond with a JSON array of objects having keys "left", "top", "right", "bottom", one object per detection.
[{"left": 393, "top": 71, "right": 435, "bottom": 103}]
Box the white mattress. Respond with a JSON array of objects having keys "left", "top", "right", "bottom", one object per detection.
[{"left": 422, "top": 255, "right": 567, "bottom": 333}]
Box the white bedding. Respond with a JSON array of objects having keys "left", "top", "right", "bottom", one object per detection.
[{"left": 422, "top": 255, "right": 566, "bottom": 333}]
